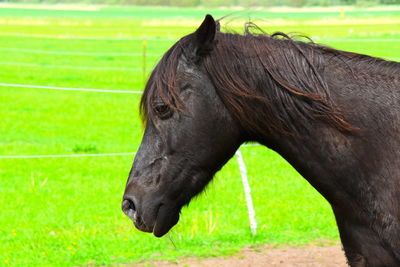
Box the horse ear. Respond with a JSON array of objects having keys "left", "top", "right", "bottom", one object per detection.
[{"left": 193, "top": 14, "right": 216, "bottom": 58}]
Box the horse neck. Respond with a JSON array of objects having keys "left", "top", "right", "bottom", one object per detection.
[
  {"left": 235, "top": 35, "right": 400, "bottom": 261},
  {"left": 250, "top": 41, "right": 400, "bottom": 203}
]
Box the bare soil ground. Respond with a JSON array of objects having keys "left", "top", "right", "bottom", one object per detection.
[{"left": 133, "top": 244, "right": 348, "bottom": 267}]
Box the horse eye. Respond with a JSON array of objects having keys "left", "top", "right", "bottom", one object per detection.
[{"left": 154, "top": 103, "right": 172, "bottom": 119}]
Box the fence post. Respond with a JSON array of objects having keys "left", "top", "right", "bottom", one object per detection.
[
  {"left": 236, "top": 149, "right": 257, "bottom": 235},
  {"left": 142, "top": 39, "right": 147, "bottom": 85}
]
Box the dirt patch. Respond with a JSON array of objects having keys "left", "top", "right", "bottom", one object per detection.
[{"left": 133, "top": 244, "right": 348, "bottom": 267}]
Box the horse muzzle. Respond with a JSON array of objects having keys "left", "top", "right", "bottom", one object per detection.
[
  {"left": 122, "top": 197, "right": 153, "bottom": 233},
  {"left": 122, "top": 195, "right": 180, "bottom": 237}
]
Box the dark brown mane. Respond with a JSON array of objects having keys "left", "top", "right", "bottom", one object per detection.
[{"left": 140, "top": 26, "right": 399, "bottom": 135}]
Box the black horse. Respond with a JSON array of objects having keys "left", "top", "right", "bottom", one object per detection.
[{"left": 122, "top": 15, "right": 400, "bottom": 266}]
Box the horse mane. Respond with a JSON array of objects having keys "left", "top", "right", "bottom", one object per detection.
[{"left": 141, "top": 24, "right": 398, "bottom": 136}]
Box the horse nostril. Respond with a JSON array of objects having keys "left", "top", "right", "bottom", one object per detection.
[
  {"left": 122, "top": 198, "right": 136, "bottom": 216},
  {"left": 128, "top": 199, "right": 136, "bottom": 211}
]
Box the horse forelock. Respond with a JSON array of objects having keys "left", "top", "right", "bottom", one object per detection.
[{"left": 140, "top": 36, "right": 191, "bottom": 125}]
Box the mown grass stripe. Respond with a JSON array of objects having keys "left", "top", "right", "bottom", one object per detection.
[
  {"left": 1, "top": 33, "right": 399, "bottom": 42},
  {"left": 317, "top": 38, "right": 400, "bottom": 42}
]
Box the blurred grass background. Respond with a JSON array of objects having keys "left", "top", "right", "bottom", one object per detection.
[{"left": 0, "top": 4, "right": 399, "bottom": 266}]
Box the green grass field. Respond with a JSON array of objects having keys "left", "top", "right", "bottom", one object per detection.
[{"left": 1, "top": 5, "right": 399, "bottom": 267}]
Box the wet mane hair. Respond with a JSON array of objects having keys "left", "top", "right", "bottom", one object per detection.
[{"left": 140, "top": 24, "right": 398, "bottom": 136}]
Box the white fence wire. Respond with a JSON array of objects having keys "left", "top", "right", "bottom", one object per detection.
[
  {"left": 0, "top": 47, "right": 161, "bottom": 57},
  {"left": 0, "top": 83, "right": 142, "bottom": 94},
  {"left": 0, "top": 144, "right": 259, "bottom": 159},
  {"left": 0, "top": 33, "right": 176, "bottom": 41},
  {"left": 0, "top": 152, "right": 136, "bottom": 159},
  {"left": 0, "top": 79, "right": 259, "bottom": 234},
  {"left": 2, "top": 33, "right": 399, "bottom": 235},
  {"left": 0, "top": 61, "right": 143, "bottom": 71}
]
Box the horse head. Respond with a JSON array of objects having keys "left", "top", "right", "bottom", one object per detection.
[{"left": 122, "top": 15, "right": 243, "bottom": 237}]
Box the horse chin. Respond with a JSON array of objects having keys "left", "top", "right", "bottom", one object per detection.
[{"left": 152, "top": 205, "right": 180, "bottom": 237}]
